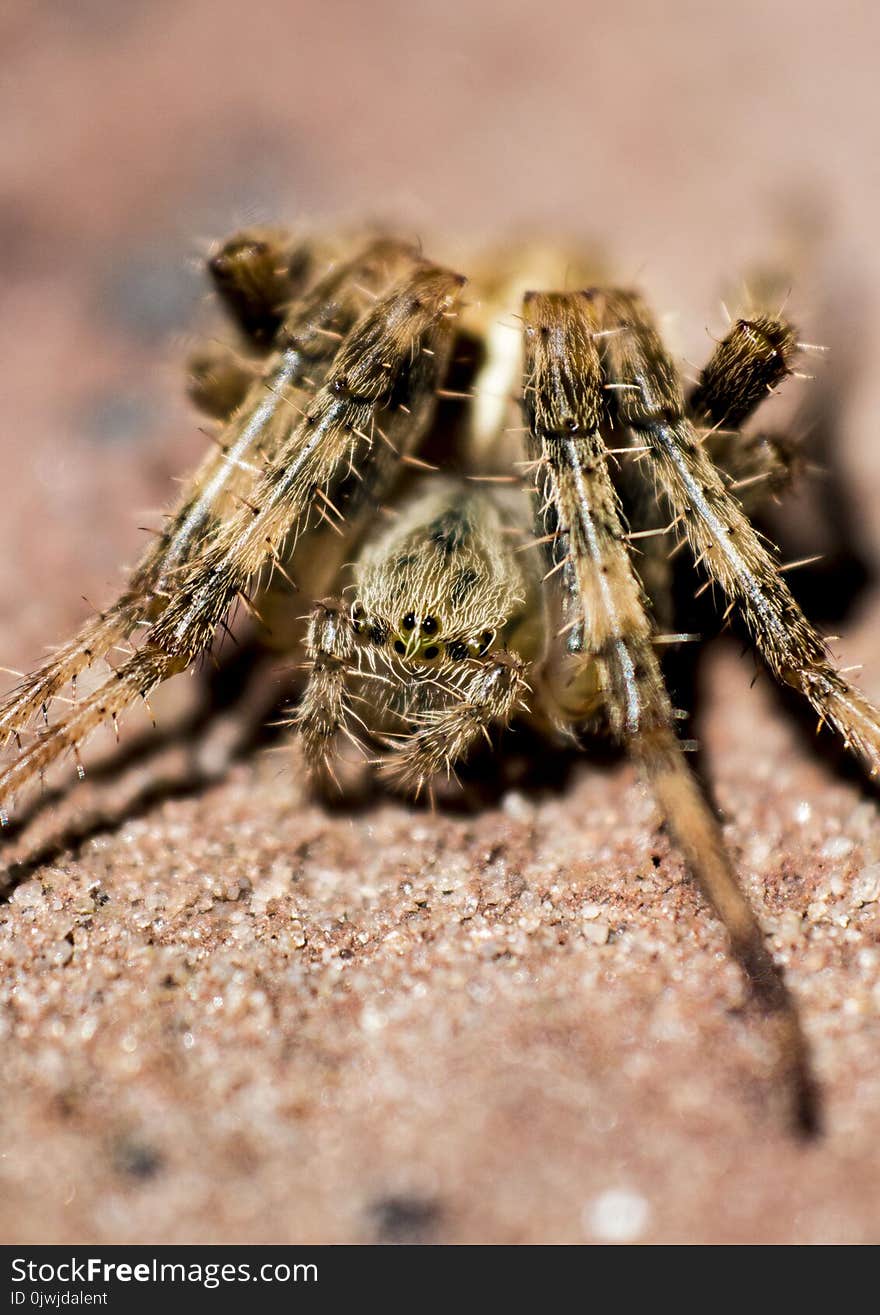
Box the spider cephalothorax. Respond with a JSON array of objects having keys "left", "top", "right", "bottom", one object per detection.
[
  {"left": 352, "top": 483, "right": 526, "bottom": 663},
  {"left": 2, "top": 226, "right": 878, "bottom": 1136}
]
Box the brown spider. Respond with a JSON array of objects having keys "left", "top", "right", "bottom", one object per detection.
[{"left": 2, "top": 228, "right": 877, "bottom": 1136}]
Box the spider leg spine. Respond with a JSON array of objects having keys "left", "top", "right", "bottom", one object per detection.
[{"left": 688, "top": 311, "right": 799, "bottom": 432}]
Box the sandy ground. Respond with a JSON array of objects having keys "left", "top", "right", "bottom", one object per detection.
[{"left": 1, "top": 0, "right": 880, "bottom": 1244}]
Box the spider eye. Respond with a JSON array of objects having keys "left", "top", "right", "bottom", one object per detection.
[
  {"left": 423, "top": 646, "right": 440, "bottom": 660},
  {"left": 478, "top": 630, "right": 493, "bottom": 654},
  {"left": 447, "top": 640, "right": 469, "bottom": 661},
  {"left": 402, "top": 612, "right": 416, "bottom": 631},
  {"left": 394, "top": 640, "right": 406, "bottom": 655},
  {"left": 421, "top": 616, "right": 438, "bottom": 635}
]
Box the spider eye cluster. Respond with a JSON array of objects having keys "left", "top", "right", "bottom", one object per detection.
[
  {"left": 394, "top": 611, "right": 443, "bottom": 659},
  {"left": 350, "top": 600, "right": 494, "bottom": 664}
]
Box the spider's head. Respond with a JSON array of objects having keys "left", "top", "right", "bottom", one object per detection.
[{"left": 350, "top": 482, "right": 525, "bottom": 667}]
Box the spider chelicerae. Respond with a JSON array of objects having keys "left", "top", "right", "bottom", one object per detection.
[{"left": 2, "top": 228, "right": 877, "bottom": 1136}]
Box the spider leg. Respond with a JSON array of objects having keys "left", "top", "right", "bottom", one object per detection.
[
  {"left": 686, "top": 310, "right": 804, "bottom": 510},
  {"left": 688, "top": 311, "right": 799, "bottom": 432},
  {"left": 618, "top": 309, "right": 804, "bottom": 648},
  {"left": 619, "top": 307, "right": 800, "bottom": 534},
  {"left": 205, "top": 225, "right": 322, "bottom": 350},
  {"left": 594, "top": 287, "right": 880, "bottom": 781},
  {"left": 186, "top": 343, "right": 260, "bottom": 421},
  {"left": 704, "top": 428, "right": 805, "bottom": 512},
  {"left": 295, "top": 597, "right": 359, "bottom": 771},
  {"left": 0, "top": 238, "right": 419, "bottom": 753},
  {"left": 0, "top": 255, "right": 465, "bottom": 807},
  {"left": 521, "top": 290, "right": 818, "bottom": 1135},
  {"left": 377, "top": 652, "right": 527, "bottom": 795},
  {"left": 147, "top": 261, "right": 465, "bottom": 660}
]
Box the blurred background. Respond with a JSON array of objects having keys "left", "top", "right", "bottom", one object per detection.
[{"left": 2, "top": 0, "right": 880, "bottom": 1245}]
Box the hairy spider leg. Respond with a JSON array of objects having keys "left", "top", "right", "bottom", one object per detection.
[
  {"left": 203, "top": 224, "right": 321, "bottom": 350},
  {"left": 688, "top": 309, "right": 805, "bottom": 506},
  {"left": 594, "top": 289, "right": 880, "bottom": 781},
  {"left": 520, "top": 290, "right": 818, "bottom": 1135},
  {"left": 0, "top": 238, "right": 419, "bottom": 751},
  {"left": 614, "top": 305, "right": 802, "bottom": 628},
  {"left": 0, "top": 259, "right": 465, "bottom": 809}
]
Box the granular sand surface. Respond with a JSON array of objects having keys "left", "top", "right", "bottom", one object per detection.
[{"left": 1, "top": 0, "right": 880, "bottom": 1244}]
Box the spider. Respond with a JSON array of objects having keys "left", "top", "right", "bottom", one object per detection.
[{"left": 2, "top": 227, "right": 878, "bottom": 1137}]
